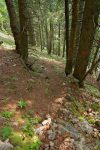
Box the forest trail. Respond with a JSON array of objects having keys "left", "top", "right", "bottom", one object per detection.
[
  {"left": 0, "top": 47, "right": 100, "bottom": 150},
  {"left": 0, "top": 47, "right": 66, "bottom": 116}
]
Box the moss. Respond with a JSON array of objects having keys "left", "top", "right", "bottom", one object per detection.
[
  {"left": 9, "top": 132, "right": 23, "bottom": 146},
  {"left": 87, "top": 118, "right": 95, "bottom": 124},
  {"left": 70, "top": 100, "right": 85, "bottom": 117},
  {"left": 78, "top": 116, "right": 85, "bottom": 121},
  {"left": 91, "top": 103, "right": 100, "bottom": 112},
  {"left": 10, "top": 132, "right": 41, "bottom": 150},
  {"left": 70, "top": 103, "right": 80, "bottom": 117},
  {"left": 85, "top": 84, "right": 100, "bottom": 98},
  {"left": 95, "top": 121, "right": 100, "bottom": 127}
]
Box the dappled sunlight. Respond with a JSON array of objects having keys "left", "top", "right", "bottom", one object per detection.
[{"left": 0, "top": 0, "right": 100, "bottom": 149}]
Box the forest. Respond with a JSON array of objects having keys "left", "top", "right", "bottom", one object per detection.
[{"left": 0, "top": 0, "right": 100, "bottom": 150}]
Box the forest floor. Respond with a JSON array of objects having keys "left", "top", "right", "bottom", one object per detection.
[{"left": 0, "top": 46, "right": 100, "bottom": 150}]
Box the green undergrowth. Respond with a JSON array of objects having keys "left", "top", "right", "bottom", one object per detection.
[
  {"left": 0, "top": 31, "right": 14, "bottom": 47},
  {"left": 29, "top": 47, "right": 65, "bottom": 63},
  {"left": 85, "top": 84, "right": 100, "bottom": 98},
  {"left": 10, "top": 132, "right": 41, "bottom": 150},
  {"left": 68, "top": 95, "right": 100, "bottom": 126},
  {"left": 0, "top": 100, "right": 42, "bottom": 150},
  {"left": 69, "top": 100, "right": 85, "bottom": 117}
]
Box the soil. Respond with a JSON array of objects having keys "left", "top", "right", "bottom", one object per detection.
[
  {"left": 0, "top": 47, "right": 66, "bottom": 119},
  {"left": 0, "top": 47, "right": 100, "bottom": 150}
]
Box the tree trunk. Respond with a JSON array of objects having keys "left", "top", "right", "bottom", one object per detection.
[
  {"left": 28, "top": 17, "right": 36, "bottom": 46},
  {"left": 45, "top": 20, "right": 49, "bottom": 51},
  {"left": 73, "top": 0, "right": 100, "bottom": 81},
  {"left": 73, "top": 0, "right": 85, "bottom": 66},
  {"left": 65, "top": 0, "right": 69, "bottom": 75},
  {"left": 65, "top": 0, "right": 79, "bottom": 74},
  {"left": 58, "top": 22, "right": 61, "bottom": 56},
  {"left": 62, "top": 27, "right": 66, "bottom": 58},
  {"left": 97, "top": 73, "right": 100, "bottom": 81},
  {"left": 90, "top": 46, "right": 99, "bottom": 74},
  {"left": 5, "top": 0, "right": 20, "bottom": 54},
  {"left": 18, "top": 0, "right": 28, "bottom": 63},
  {"left": 48, "top": 18, "right": 53, "bottom": 55}
]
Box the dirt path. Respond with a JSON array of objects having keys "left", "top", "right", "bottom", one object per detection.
[
  {"left": 0, "top": 47, "right": 100, "bottom": 150},
  {"left": 0, "top": 47, "right": 66, "bottom": 116}
]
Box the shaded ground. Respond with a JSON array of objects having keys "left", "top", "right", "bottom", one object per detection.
[{"left": 0, "top": 47, "right": 100, "bottom": 150}]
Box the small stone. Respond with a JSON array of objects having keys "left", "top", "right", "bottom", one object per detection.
[
  {"left": 89, "top": 113, "right": 94, "bottom": 116},
  {"left": 88, "top": 108, "right": 92, "bottom": 112},
  {"left": 80, "top": 119, "right": 93, "bottom": 134},
  {"left": 52, "top": 123, "right": 58, "bottom": 128},
  {"left": 42, "top": 118, "right": 51, "bottom": 126},
  {"left": 62, "top": 82, "right": 66, "bottom": 86},
  {"left": 13, "top": 64, "right": 16, "bottom": 67},
  {"left": 47, "top": 130, "right": 53, "bottom": 135},
  {"left": 93, "top": 128, "right": 98, "bottom": 132},
  {"left": 0, "top": 139, "right": 13, "bottom": 150},
  {"left": 55, "top": 98, "right": 64, "bottom": 104},
  {"left": 35, "top": 126, "right": 44, "bottom": 135},
  {"left": 48, "top": 132, "right": 56, "bottom": 140},
  {"left": 50, "top": 141, "right": 54, "bottom": 147}
]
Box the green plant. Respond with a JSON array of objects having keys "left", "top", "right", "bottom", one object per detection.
[
  {"left": 2, "top": 111, "right": 13, "bottom": 119},
  {"left": 17, "top": 100, "right": 27, "bottom": 108},
  {"left": 29, "top": 138, "right": 41, "bottom": 150},
  {"left": 22, "top": 124, "right": 34, "bottom": 137},
  {"left": 0, "top": 126, "right": 13, "bottom": 140},
  {"left": 32, "top": 117, "right": 42, "bottom": 125}
]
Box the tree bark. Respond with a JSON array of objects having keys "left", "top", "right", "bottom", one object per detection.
[
  {"left": 73, "top": 0, "right": 85, "bottom": 65},
  {"left": 58, "top": 22, "right": 61, "bottom": 56},
  {"left": 48, "top": 18, "right": 53, "bottom": 55},
  {"left": 73, "top": 0, "right": 100, "bottom": 81},
  {"left": 65, "top": 0, "right": 79, "bottom": 74},
  {"left": 65, "top": 0, "right": 69, "bottom": 75},
  {"left": 5, "top": 0, "right": 20, "bottom": 54},
  {"left": 79, "top": 57, "right": 100, "bottom": 85},
  {"left": 18, "top": 0, "right": 28, "bottom": 63},
  {"left": 97, "top": 73, "right": 100, "bottom": 81}
]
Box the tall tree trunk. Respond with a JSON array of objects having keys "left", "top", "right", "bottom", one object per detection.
[
  {"left": 65, "top": 0, "right": 79, "bottom": 74},
  {"left": 45, "top": 20, "right": 49, "bottom": 51},
  {"left": 62, "top": 27, "right": 66, "bottom": 57},
  {"left": 73, "top": 0, "right": 100, "bottom": 81},
  {"left": 65, "top": 0, "right": 69, "bottom": 75},
  {"left": 24, "top": 0, "right": 36, "bottom": 47},
  {"left": 39, "top": 24, "right": 43, "bottom": 51},
  {"left": 18, "top": 0, "right": 28, "bottom": 63},
  {"left": 58, "top": 22, "right": 61, "bottom": 56},
  {"left": 27, "top": 16, "right": 36, "bottom": 46},
  {"left": 5, "top": 0, "right": 20, "bottom": 54},
  {"left": 73, "top": 0, "right": 84, "bottom": 66},
  {"left": 48, "top": 18, "right": 53, "bottom": 55}
]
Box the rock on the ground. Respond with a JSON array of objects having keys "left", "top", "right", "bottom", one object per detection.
[
  {"left": 49, "top": 141, "right": 54, "bottom": 147},
  {"left": 48, "top": 131, "right": 56, "bottom": 140},
  {"left": 79, "top": 119, "right": 93, "bottom": 134},
  {"left": 57, "top": 119, "right": 80, "bottom": 140},
  {"left": 0, "top": 139, "right": 13, "bottom": 150}
]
